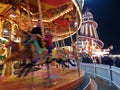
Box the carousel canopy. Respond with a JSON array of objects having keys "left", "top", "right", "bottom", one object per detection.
[{"left": 0, "top": 0, "right": 84, "bottom": 41}]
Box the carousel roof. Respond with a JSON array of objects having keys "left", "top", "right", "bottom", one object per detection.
[{"left": 0, "top": 0, "right": 84, "bottom": 41}]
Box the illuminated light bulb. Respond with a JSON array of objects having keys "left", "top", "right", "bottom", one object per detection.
[{"left": 10, "top": 12, "right": 16, "bottom": 18}]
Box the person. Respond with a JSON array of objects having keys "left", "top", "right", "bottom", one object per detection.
[
  {"left": 44, "top": 32, "right": 53, "bottom": 56},
  {"left": 115, "top": 57, "right": 120, "bottom": 67},
  {"left": 31, "top": 20, "right": 42, "bottom": 36},
  {"left": 44, "top": 31, "right": 53, "bottom": 80}
]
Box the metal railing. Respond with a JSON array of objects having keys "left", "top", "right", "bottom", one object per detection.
[
  {"left": 80, "top": 63, "right": 120, "bottom": 89},
  {"left": 76, "top": 74, "right": 91, "bottom": 90}
]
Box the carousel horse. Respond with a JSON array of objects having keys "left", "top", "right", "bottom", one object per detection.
[
  {"left": 56, "top": 48, "right": 76, "bottom": 68},
  {"left": 0, "top": 31, "right": 32, "bottom": 66},
  {"left": 35, "top": 47, "right": 76, "bottom": 68},
  {"left": 51, "top": 58, "right": 76, "bottom": 68},
  {"left": 0, "top": 39, "right": 21, "bottom": 66},
  {"left": 34, "top": 56, "right": 76, "bottom": 68},
  {"left": 18, "top": 33, "right": 75, "bottom": 77},
  {"left": 20, "top": 31, "right": 33, "bottom": 66},
  {"left": 18, "top": 34, "right": 45, "bottom": 77}
]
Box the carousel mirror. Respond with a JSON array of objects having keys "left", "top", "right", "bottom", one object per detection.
[{"left": 2, "top": 20, "right": 12, "bottom": 39}]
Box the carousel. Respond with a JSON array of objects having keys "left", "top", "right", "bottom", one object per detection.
[{"left": 0, "top": 0, "right": 96, "bottom": 90}]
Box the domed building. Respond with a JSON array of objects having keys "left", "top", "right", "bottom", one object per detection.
[{"left": 75, "top": 10, "right": 106, "bottom": 55}]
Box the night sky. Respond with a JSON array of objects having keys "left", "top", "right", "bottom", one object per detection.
[{"left": 82, "top": 0, "right": 120, "bottom": 54}]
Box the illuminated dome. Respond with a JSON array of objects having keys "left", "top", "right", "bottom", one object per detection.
[
  {"left": 80, "top": 11, "right": 98, "bottom": 39},
  {"left": 82, "top": 11, "right": 93, "bottom": 22},
  {"left": 76, "top": 11, "right": 104, "bottom": 55}
]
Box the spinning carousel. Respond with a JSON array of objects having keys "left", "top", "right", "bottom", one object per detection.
[{"left": 0, "top": 0, "right": 96, "bottom": 90}]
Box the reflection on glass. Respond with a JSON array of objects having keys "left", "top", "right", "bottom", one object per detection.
[{"left": 2, "top": 21, "right": 11, "bottom": 39}]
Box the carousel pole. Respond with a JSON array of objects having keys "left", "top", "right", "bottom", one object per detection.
[
  {"left": 69, "top": 25, "right": 73, "bottom": 43},
  {"left": 37, "top": 0, "right": 44, "bottom": 37},
  {"left": 26, "top": 0, "right": 34, "bottom": 81},
  {"left": 37, "top": 0, "right": 52, "bottom": 86},
  {"left": 68, "top": 25, "right": 74, "bottom": 58},
  {"left": 54, "top": 28, "right": 58, "bottom": 48},
  {"left": 69, "top": 24, "right": 80, "bottom": 77},
  {"left": 55, "top": 27, "right": 59, "bottom": 48},
  {"left": 18, "top": 0, "right": 23, "bottom": 32},
  {"left": 0, "top": 17, "right": 3, "bottom": 37},
  {"left": 69, "top": 25, "right": 74, "bottom": 54},
  {"left": 26, "top": 0, "right": 32, "bottom": 30},
  {"left": 61, "top": 31, "right": 65, "bottom": 47},
  {"left": 18, "top": 8, "right": 23, "bottom": 71},
  {"left": 55, "top": 40, "right": 57, "bottom": 48},
  {"left": 76, "top": 30, "right": 80, "bottom": 77},
  {"left": 60, "top": 40, "right": 63, "bottom": 47},
  {"left": 62, "top": 38, "right": 65, "bottom": 47},
  {"left": 57, "top": 39, "right": 59, "bottom": 48}
]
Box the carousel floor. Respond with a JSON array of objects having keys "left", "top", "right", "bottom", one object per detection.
[{"left": 0, "top": 67, "right": 84, "bottom": 90}]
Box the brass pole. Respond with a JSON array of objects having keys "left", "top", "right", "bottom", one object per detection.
[
  {"left": 76, "top": 29, "right": 80, "bottom": 77},
  {"left": 37, "top": 0, "right": 44, "bottom": 37},
  {"left": 26, "top": 0, "right": 32, "bottom": 30}
]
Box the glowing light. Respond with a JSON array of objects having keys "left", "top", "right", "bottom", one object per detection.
[
  {"left": 10, "top": 13, "right": 16, "bottom": 18},
  {"left": 3, "top": 29, "right": 8, "bottom": 33}
]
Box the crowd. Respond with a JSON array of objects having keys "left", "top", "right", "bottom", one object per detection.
[{"left": 81, "top": 54, "right": 120, "bottom": 68}]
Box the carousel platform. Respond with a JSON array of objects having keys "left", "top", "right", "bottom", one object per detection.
[{"left": 0, "top": 67, "right": 97, "bottom": 90}]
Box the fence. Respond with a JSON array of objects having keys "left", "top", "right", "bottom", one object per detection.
[{"left": 80, "top": 63, "right": 120, "bottom": 89}]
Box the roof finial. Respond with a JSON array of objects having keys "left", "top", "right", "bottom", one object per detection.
[
  {"left": 82, "top": 7, "right": 91, "bottom": 15},
  {"left": 86, "top": 7, "right": 90, "bottom": 12}
]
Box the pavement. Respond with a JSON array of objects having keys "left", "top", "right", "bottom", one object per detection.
[{"left": 91, "top": 76, "right": 119, "bottom": 90}]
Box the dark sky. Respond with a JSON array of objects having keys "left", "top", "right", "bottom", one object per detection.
[{"left": 82, "top": 0, "right": 120, "bottom": 54}]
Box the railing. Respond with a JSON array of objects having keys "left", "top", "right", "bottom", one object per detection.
[
  {"left": 80, "top": 63, "right": 120, "bottom": 89},
  {"left": 111, "top": 66, "right": 120, "bottom": 89},
  {"left": 76, "top": 74, "right": 91, "bottom": 90}
]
